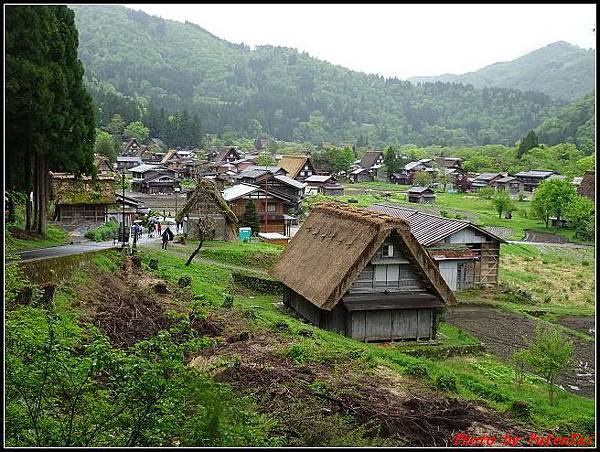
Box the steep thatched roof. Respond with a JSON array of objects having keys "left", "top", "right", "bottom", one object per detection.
[
  {"left": 176, "top": 178, "right": 238, "bottom": 225},
  {"left": 279, "top": 154, "right": 311, "bottom": 179},
  {"left": 50, "top": 172, "right": 116, "bottom": 205},
  {"left": 270, "top": 202, "right": 456, "bottom": 311},
  {"left": 359, "top": 151, "right": 384, "bottom": 169},
  {"left": 577, "top": 170, "right": 595, "bottom": 201}
]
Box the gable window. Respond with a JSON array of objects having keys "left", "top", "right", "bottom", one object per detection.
[
  {"left": 382, "top": 244, "right": 394, "bottom": 257},
  {"left": 267, "top": 203, "right": 277, "bottom": 212},
  {"left": 375, "top": 264, "right": 400, "bottom": 286}
]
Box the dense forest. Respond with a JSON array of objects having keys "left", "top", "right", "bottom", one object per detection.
[
  {"left": 72, "top": 5, "right": 569, "bottom": 149},
  {"left": 409, "top": 41, "right": 595, "bottom": 102},
  {"left": 535, "top": 93, "right": 595, "bottom": 154}
]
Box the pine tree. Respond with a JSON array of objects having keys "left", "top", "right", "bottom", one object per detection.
[
  {"left": 240, "top": 201, "right": 260, "bottom": 233},
  {"left": 517, "top": 130, "right": 539, "bottom": 158}
]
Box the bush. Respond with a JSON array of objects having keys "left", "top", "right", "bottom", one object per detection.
[
  {"left": 434, "top": 373, "right": 457, "bottom": 391},
  {"left": 478, "top": 187, "right": 495, "bottom": 199},
  {"left": 85, "top": 220, "right": 120, "bottom": 241},
  {"left": 404, "top": 362, "right": 429, "bottom": 378},
  {"left": 510, "top": 400, "right": 532, "bottom": 419},
  {"left": 288, "top": 344, "right": 306, "bottom": 363},
  {"left": 178, "top": 276, "right": 192, "bottom": 288}
]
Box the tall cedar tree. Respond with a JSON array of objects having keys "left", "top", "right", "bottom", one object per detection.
[
  {"left": 241, "top": 201, "right": 260, "bottom": 233},
  {"left": 517, "top": 130, "right": 539, "bottom": 158},
  {"left": 6, "top": 5, "right": 95, "bottom": 234}
]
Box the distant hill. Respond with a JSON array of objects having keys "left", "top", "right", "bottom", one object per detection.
[
  {"left": 409, "top": 41, "right": 595, "bottom": 101},
  {"left": 72, "top": 5, "right": 562, "bottom": 148},
  {"left": 536, "top": 92, "right": 595, "bottom": 154}
]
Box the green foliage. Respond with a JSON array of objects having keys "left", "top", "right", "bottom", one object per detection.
[
  {"left": 530, "top": 179, "right": 577, "bottom": 227},
  {"left": 565, "top": 195, "right": 595, "bottom": 240},
  {"left": 477, "top": 186, "right": 496, "bottom": 199},
  {"left": 412, "top": 170, "right": 432, "bottom": 187},
  {"left": 536, "top": 93, "right": 595, "bottom": 154},
  {"left": 433, "top": 373, "right": 457, "bottom": 391},
  {"left": 517, "top": 130, "right": 539, "bottom": 158},
  {"left": 516, "top": 322, "right": 574, "bottom": 405},
  {"left": 85, "top": 220, "right": 120, "bottom": 241},
  {"left": 491, "top": 189, "right": 515, "bottom": 218},
  {"left": 383, "top": 146, "right": 407, "bottom": 174},
  {"left": 94, "top": 129, "right": 117, "bottom": 162},
  {"left": 72, "top": 5, "right": 561, "bottom": 148},
  {"left": 240, "top": 201, "right": 260, "bottom": 233},
  {"left": 256, "top": 151, "right": 276, "bottom": 166},
  {"left": 409, "top": 41, "right": 595, "bottom": 101},
  {"left": 312, "top": 146, "right": 355, "bottom": 174},
  {"left": 124, "top": 121, "right": 149, "bottom": 143}
]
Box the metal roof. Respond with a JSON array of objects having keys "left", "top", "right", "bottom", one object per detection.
[
  {"left": 369, "top": 203, "right": 505, "bottom": 246},
  {"left": 305, "top": 174, "right": 333, "bottom": 182},
  {"left": 274, "top": 174, "right": 307, "bottom": 189},
  {"left": 222, "top": 183, "right": 259, "bottom": 201},
  {"left": 515, "top": 170, "right": 557, "bottom": 178},
  {"left": 495, "top": 176, "right": 518, "bottom": 183},
  {"left": 474, "top": 172, "right": 502, "bottom": 181},
  {"left": 129, "top": 164, "right": 162, "bottom": 173},
  {"left": 117, "top": 156, "right": 142, "bottom": 162},
  {"left": 408, "top": 186, "right": 434, "bottom": 193}
]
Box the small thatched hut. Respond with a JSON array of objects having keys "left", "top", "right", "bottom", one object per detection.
[
  {"left": 50, "top": 172, "right": 116, "bottom": 223},
  {"left": 176, "top": 178, "right": 238, "bottom": 241},
  {"left": 270, "top": 202, "right": 455, "bottom": 342}
]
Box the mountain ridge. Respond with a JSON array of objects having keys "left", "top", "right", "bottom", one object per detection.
[{"left": 408, "top": 41, "right": 595, "bottom": 101}]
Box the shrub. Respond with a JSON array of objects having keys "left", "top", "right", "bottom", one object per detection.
[
  {"left": 404, "top": 362, "right": 429, "bottom": 378},
  {"left": 288, "top": 344, "right": 306, "bottom": 363},
  {"left": 178, "top": 275, "right": 192, "bottom": 288},
  {"left": 222, "top": 293, "right": 234, "bottom": 308},
  {"left": 434, "top": 373, "right": 457, "bottom": 391},
  {"left": 510, "top": 400, "right": 532, "bottom": 419},
  {"left": 478, "top": 187, "right": 495, "bottom": 199},
  {"left": 84, "top": 220, "right": 119, "bottom": 241},
  {"left": 581, "top": 260, "right": 590, "bottom": 267}
]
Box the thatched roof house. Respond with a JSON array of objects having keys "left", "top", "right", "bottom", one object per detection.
[
  {"left": 177, "top": 178, "right": 238, "bottom": 241},
  {"left": 279, "top": 154, "right": 316, "bottom": 181},
  {"left": 50, "top": 172, "right": 116, "bottom": 223},
  {"left": 577, "top": 170, "right": 595, "bottom": 201},
  {"left": 270, "top": 202, "right": 455, "bottom": 342}
]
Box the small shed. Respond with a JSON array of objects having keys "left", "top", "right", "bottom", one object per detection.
[
  {"left": 270, "top": 203, "right": 455, "bottom": 342},
  {"left": 407, "top": 186, "right": 435, "bottom": 203},
  {"left": 258, "top": 232, "right": 289, "bottom": 246},
  {"left": 491, "top": 176, "right": 523, "bottom": 196},
  {"left": 349, "top": 168, "right": 374, "bottom": 182},
  {"left": 389, "top": 172, "right": 409, "bottom": 185},
  {"left": 320, "top": 184, "right": 344, "bottom": 196}
]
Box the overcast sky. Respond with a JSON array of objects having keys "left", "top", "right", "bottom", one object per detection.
[{"left": 124, "top": 3, "right": 596, "bottom": 79}]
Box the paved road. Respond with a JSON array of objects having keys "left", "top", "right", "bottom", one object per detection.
[{"left": 8, "top": 234, "right": 163, "bottom": 264}]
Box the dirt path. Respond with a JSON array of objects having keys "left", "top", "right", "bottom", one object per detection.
[{"left": 444, "top": 306, "right": 595, "bottom": 398}]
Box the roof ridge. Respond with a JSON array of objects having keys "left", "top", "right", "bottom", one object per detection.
[
  {"left": 313, "top": 202, "right": 409, "bottom": 228},
  {"left": 372, "top": 203, "right": 473, "bottom": 225}
]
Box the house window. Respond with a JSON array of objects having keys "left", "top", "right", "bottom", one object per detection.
[
  {"left": 267, "top": 203, "right": 276, "bottom": 212},
  {"left": 375, "top": 264, "right": 400, "bottom": 285},
  {"left": 382, "top": 244, "right": 394, "bottom": 257}
]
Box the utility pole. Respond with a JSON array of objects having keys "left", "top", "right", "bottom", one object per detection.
[
  {"left": 121, "top": 171, "right": 126, "bottom": 248},
  {"left": 264, "top": 163, "right": 268, "bottom": 232},
  {"left": 174, "top": 187, "right": 180, "bottom": 233}
]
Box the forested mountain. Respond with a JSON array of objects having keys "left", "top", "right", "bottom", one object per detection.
[
  {"left": 409, "top": 41, "right": 595, "bottom": 102},
  {"left": 72, "top": 5, "right": 563, "bottom": 148},
  {"left": 535, "top": 92, "right": 595, "bottom": 153}
]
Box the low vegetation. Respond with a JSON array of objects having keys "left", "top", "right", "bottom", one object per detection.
[{"left": 84, "top": 219, "right": 120, "bottom": 241}]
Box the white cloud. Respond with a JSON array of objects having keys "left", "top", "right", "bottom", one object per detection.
[{"left": 123, "top": 3, "right": 596, "bottom": 79}]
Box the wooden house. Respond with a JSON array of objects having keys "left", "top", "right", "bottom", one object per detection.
[
  {"left": 270, "top": 203, "right": 455, "bottom": 342},
  {"left": 471, "top": 172, "right": 503, "bottom": 190},
  {"left": 235, "top": 166, "right": 305, "bottom": 211},
  {"left": 116, "top": 156, "right": 143, "bottom": 172},
  {"left": 404, "top": 159, "right": 434, "bottom": 182},
  {"left": 577, "top": 170, "right": 595, "bottom": 201},
  {"left": 436, "top": 157, "right": 464, "bottom": 171},
  {"left": 389, "top": 172, "right": 410, "bottom": 185},
  {"left": 50, "top": 172, "right": 115, "bottom": 223},
  {"left": 358, "top": 151, "right": 385, "bottom": 170},
  {"left": 514, "top": 170, "right": 557, "bottom": 192},
  {"left": 94, "top": 154, "right": 114, "bottom": 175},
  {"left": 129, "top": 164, "right": 181, "bottom": 194},
  {"left": 490, "top": 176, "right": 523, "bottom": 196},
  {"left": 122, "top": 138, "right": 143, "bottom": 156},
  {"left": 279, "top": 155, "right": 317, "bottom": 181},
  {"left": 304, "top": 174, "right": 336, "bottom": 190},
  {"left": 177, "top": 178, "right": 238, "bottom": 241},
  {"left": 213, "top": 146, "right": 241, "bottom": 164},
  {"left": 349, "top": 168, "right": 374, "bottom": 182},
  {"left": 407, "top": 186, "right": 435, "bottom": 203},
  {"left": 223, "top": 183, "right": 295, "bottom": 236},
  {"left": 369, "top": 204, "right": 506, "bottom": 289}
]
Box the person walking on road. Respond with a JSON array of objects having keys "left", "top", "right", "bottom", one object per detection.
[
  {"left": 157, "top": 222, "right": 162, "bottom": 236},
  {"left": 161, "top": 226, "right": 174, "bottom": 250}
]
